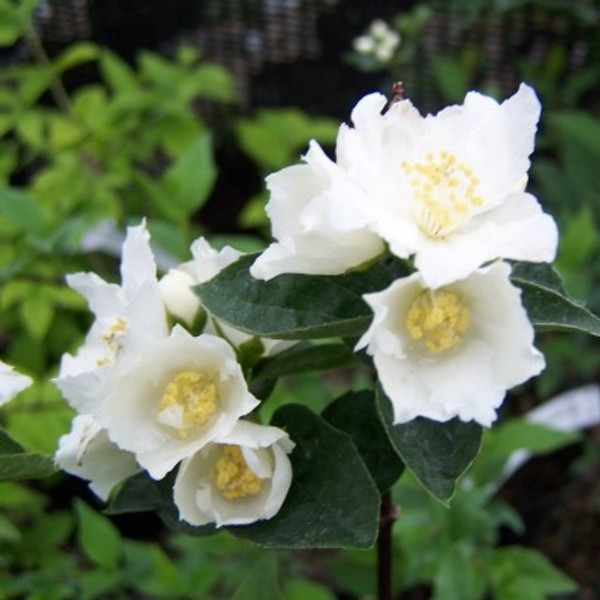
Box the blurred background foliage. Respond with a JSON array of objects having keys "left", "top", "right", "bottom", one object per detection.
[{"left": 0, "top": 0, "right": 598, "bottom": 598}]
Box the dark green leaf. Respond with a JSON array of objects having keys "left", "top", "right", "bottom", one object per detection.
[
  {"left": 75, "top": 500, "right": 122, "bottom": 569},
  {"left": 322, "top": 391, "right": 404, "bottom": 492},
  {"left": 107, "top": 471, "right": 217, "bottom": 537},
  {"left": 231, "top": 552, "right": 281, "bottom": 600},
  {"left": 510, "top": 261, "right": 566, "bottom": 294},
  {"left": 511, "top": 263, "right": 600, "bottom": 336},
  {"left": 232, "top": 404, "right": 380, "bottom": 549},
  {"left": 105, "top": 472, "right": 162, "bottom": 515},
  {"left": 376, "top": 388, "right": 482, "bottom": 503},
  {"left": 251, "top": 343, "right": 359, "bottom": 385},
  {"left": 0, "top": 430, "right": 56, "bottom": 481},
  {"left": 196, "top": 255, "right": 409, "bottom": 340}
]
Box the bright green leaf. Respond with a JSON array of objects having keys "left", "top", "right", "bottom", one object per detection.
[
  {"left": 158, "top": 133, "right": 217, "bottom": 220},
  {"left": 52, "top": 42, "right": 99, "bottom": 74},
  {"left": 195, "top": 255, "right": 408, "bottom": 340},
  {"left": 0, "top": 186, "right": 49, "bottom": 236},
  {"left": 376, "top": 388, "right": 482, "bottom": 503},
  {"left": 75, "top": 500, "right": 122, "bottom": 569},
  {"left": 322, "top": 390, "right": 404, "bottom": 492},
  {"left": 232, "top": 404, "right": 381, "bottom": 549},
  {"left": 99, "top": 49, "right": 137, "bottom": 92},
  {"left": 283, "top": 579, "right": 337, "bottom": 600},
  {"left": 20, "top": 292, "right": 54, "bottom": 340}
]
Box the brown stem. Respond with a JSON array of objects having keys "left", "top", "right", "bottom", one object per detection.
[{"left": 378, "top": 491, "right": 399, "bottom": 600}]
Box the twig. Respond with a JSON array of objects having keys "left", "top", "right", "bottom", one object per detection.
[{"left": 377, "top": 491, "right": 399, "bottom": 600}]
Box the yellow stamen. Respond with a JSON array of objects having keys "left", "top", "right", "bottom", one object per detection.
[
  {"left": 406, "top": 290, "right": 470, "bottom": 353},
  {"left": 212, "top": 445, "right": 264, "bottom": 500},
  {"left": 401, "top": 150, "right": 483, "bottom": 238},
  {"left": 157, "top": 370, "right": 218, "bottom": 436}
]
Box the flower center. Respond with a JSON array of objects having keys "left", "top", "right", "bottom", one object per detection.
[
  {"left": 212, "top": 445, "right": 264, "bottom": 500},
  {"left": 156, "top": 370, "right": 218, "bottom": 436},
  {"left": 401, "top": 150, "right": 483, "bottom": 238},
  {"left": 97, "top": 317, "right": 128, "bottom": 366},
  {"left": 406, "top": 290, "right": 470, "bottom": 353}
]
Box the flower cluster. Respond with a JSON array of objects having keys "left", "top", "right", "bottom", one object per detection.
[
  {"left": 353, "top": 19, "right": 401, "bottom": 64},
  {"left": 54, "top": 222, "right": 294, "bottom": 527},
  {"left": 251, "top": 84, "right": 557, "bottom": 426}
]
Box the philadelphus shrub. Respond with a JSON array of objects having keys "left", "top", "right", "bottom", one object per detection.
[
  {"left": 251, "top": 83, "right": 557, "bottom": 427},
  {"left": 54, "top": 223, "right": 294, "bottom": 527},
  {"left": 48, "top": 82, "right": 596, "bottom": 555}
]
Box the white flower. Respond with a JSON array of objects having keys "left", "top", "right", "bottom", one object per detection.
[
  {"left": 55, "top": 414, "right": 140, "bottom": 501},
  {"left": 174, "top": 420, "right": 294, "bottom": 527},
  {"left": 250, "top": 141, "right": 385, "bottom": 280},
  {"left": 356, "top": 261, "right": 545, "bottom": 426},
  {"left": 353, "top": 20, "right": 400, "bottom": 63},
  {"left": 159, "top": 237, "right": 241, "bottom": 326},
  {"left": 337, "top": 83, "right": 558, "bottom": 287},
  {"left": 95, "top": 325, "right": 259, "bottom": 480},
  {"left": 0, "top": 361, "right": 32, "bottom": 406},
  {"left": 55, "top": 221, "right": 169, "bottom": 414}
]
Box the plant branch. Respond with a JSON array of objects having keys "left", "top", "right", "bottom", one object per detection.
[
  {"left": 24, "top": 25, "right": 72, "bottom": 114},
  {"left": 378, "top": 491, "right": 399, "bottom": 600}
]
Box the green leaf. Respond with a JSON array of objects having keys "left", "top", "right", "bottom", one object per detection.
[
  {"left": 196, "top": 255, "right": 407, "bottom": 340},
  {"left": 158, "top": 133, "right": 217, "bottom": 220},
  {"left": 52, "top": 42, "right": 99, "bottom": 75},
  {"left": 432, "top": 542, "right": 487, "bottom": 600},
  {"left": 99, "top": 49, "right": 137, "bottom": 92},
  {"left": 20, "top": 291, "right": 54, "bottom": 340},
  {"left": 473, "top": 419, "right": 580, "bottom": 488},
  {"left": 283, "top": 580, "right": 337, "bottom": 600},
  {"left": 75, "top": 500, "right": 122, "bottom": 569},
  {"left": 376, "top": 388, "right": 482, "bottom": 503},
  {"left": 251, "top": 342, "right": 359, "bottom": 386},
  {"left": 489, "top": 546, "right": 578, "bottom": 600},
  {"left": 0, "top": 186, "right": 50, "bottom": 236},
  {"left": 322, "top": 390, "right": 404, "bottom": 492},
  {"left": 511, "top": 262, "right": 600, "bottom": 336},
  {"left": 232, "top": 404, "right": 380, "bottom": 549},
  {"left": 122, "top": 539, "right": 187, "bottom": 597},
  {"left": 0, "top": 430, "right": 56, "bottom": 481},
  {"left": 231, "top": 552, "right": 281, "bottom": 600},
  {"left": 106, "top": 471, "right": 216, "bottom": 538},
  {"left": 105, "top": 472, "right": 162, "bottom": 515}
]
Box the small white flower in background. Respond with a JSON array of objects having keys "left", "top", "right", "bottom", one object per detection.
[
  {"left": 55, "top": 415, "right": 140, "bottom": 501},
  {"left": 337, "top": 83, "right": 558, "bottom": 287},
  {"left": 95, "top": 325, "right": 259, "bottom": 480},
  {"left": 356, "top": 261, "right": 545, "bottom": 426},
  {"left": 353, "top": 19, "right": 401, "bottom": 63},
  {"left": 0, "top": 361, "right": 32, "bottom": 406},
  {"left": 55, "top": 221, "right": 169, "bottom": 414},
  {"left": 250, "top": 141, "right": 385, "bottom": 280},
  {"left": 174, "top": 420, "right": 294, "bottom": 527}
]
